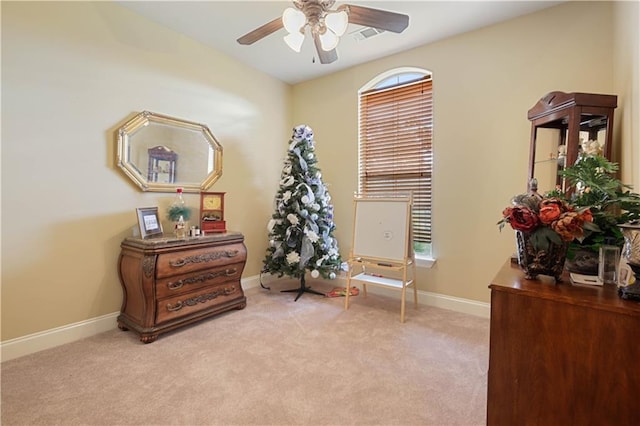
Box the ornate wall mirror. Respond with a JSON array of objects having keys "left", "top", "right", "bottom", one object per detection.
[
  {"left": 117, "top": 111, "right": 223, "bottom": 192},
  {"left": 527, "top": 92, "right": 617, "bottom": 194}
]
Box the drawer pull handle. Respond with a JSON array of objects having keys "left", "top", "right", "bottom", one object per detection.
[
  {"left": 167, "top": 301, "right": 183, "bottom": 312},
  {"left": 169, "top": 250, "right": 240, "bottom": 268},
  {"left": 166, "top": 268, "right": 239, "bottom": 291},
  {"left": 171, "top": 259, "right": 187, "bottom": 267},
  {"left": 165, "top": 287, "right": 237, "bottom": 313},
  {"left": 167, "top": 280, "right": 184, "bottom": 290}
]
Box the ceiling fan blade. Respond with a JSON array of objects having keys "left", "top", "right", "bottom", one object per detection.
[
  {"left": 313, "top": 33, "right": 338, "bottom": 64},
  {"left": 338, "top": 4, "right": 409, "bottom": 33},
  {"left": 237, "top": 17, "right": 284, "bottom": 45}
]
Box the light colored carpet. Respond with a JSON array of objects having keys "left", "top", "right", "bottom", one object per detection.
[{"left": 1, "top": 279, "right": 490, "bottom": 425}]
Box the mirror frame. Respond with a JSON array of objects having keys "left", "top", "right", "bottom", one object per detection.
[{"left": 117, "top": 111, "right": 223, "bottom": 193}]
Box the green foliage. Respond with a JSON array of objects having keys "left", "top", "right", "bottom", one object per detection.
[
  {"left": 413, "top": 241, "right": 431, "bottom": 256},
  {"left": 559, "top": 155, "right": 640, "bottom": 253},
  {"left": 167, "top": 205, "right": 191, "bottom": 222},
  {"left": 530, "top": 226, "right": 563, "bottom": 252}
]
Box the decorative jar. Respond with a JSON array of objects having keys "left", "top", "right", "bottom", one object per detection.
[{"left": 516, "top": 230, "right": 569, "bottom": 282}]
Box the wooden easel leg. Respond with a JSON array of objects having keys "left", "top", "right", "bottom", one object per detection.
[
  {"left": 412, "top": 259, "right": 418, "bottom": 306},
  {"left": 344, "top": 276, "right": 351, "bottom": 310},
  {"left": 401, "top": 287, "right": 406, "bottom": 323}
]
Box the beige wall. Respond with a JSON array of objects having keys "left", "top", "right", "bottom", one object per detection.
[
  {"left": 613, "top": 0, "right": 640, "bottom": 190},
  {"left": 1, "top": 2, "right": 291, "bottom": 340},
  {"left": 292, "top": 1, "right": 628, "bottom": 303},
  {"left": 2, "top": 1, "right": 638, "bottom": 343}
]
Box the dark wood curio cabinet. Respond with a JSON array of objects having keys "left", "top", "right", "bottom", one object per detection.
[{"left": 527, "top": 91, "right": 617, "bottom": 193}]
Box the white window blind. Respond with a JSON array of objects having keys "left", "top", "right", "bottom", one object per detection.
[{"left": 359, "top": 76, "right": 433, "bottom": 244}]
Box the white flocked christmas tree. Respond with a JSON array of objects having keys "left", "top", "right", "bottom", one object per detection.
[{"left": 263, "top": 124, "right": 342, "bottom": 300}]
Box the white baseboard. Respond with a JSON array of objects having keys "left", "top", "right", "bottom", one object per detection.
[
  {"left": 245, "top": 274, "right": 490, "bottom": 318},
  {"left": 0, "top": 277, "right": 263, "bottom": 363},
  {"left": 1, "top": 312, "right": 120, "bottom": 363},
  {"left": 1, "top": 275, "right": 487, "bottom": 362},
  {"left": 362, "top": 285, "right": 490, "bottom": 318}
]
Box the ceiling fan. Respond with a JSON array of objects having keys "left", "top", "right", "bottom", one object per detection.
[{"left": 237, "top": 0, "right": 409, "bottom": 65}]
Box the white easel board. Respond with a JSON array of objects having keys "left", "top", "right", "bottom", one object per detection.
[{"left": 351, "top": 195, "right": 412, "bottom": 263}]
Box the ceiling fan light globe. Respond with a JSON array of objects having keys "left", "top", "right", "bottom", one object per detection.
[
  {"left": 282, "top": 8, "right": 306, "bottom": 33},
  {"left": 284, "top": 31, "right": 305, "bottom": 52},
  {"left": 325, "top": 11, "right": 348, "bottom": 36},
  {"left": 319, "top": 29, "right": 339, "bottom": 51}
]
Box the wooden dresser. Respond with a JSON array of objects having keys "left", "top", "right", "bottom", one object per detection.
[
  {"left": 487, "top": 260, "right": 640, "bottom": 425},
  {"left": 117, "top": 232, "right": 247, "bottom": 343}
]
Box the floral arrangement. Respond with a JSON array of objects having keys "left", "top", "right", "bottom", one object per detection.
[
  {"left": 498, "top": 183, "right": 596, "bottom": 252},
  {"left": 500, "top": 152, "right": 640, "bottom": 260}
]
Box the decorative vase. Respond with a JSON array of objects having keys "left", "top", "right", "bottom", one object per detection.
[
  {"left": 515, "top": 231, "right": 569, "bottom": 282},
  {"left": 618, "top": 222, "right": 640, "bottom": 301},
  {"left": 564, "top": 246, "right": 599, "bottom": 275},
  {"left": 172, "top": 215, "right": 187, "bottom": 239}
]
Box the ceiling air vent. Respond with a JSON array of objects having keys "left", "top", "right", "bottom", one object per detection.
[{"left": 351, "top": 27, "right": 386, "bottom": 42}]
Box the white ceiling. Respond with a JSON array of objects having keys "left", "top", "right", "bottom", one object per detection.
[{"left": 117, "top": 1, "right": 565, "bottom": 85}]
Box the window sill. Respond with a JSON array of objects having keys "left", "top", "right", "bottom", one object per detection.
[{"left": 415, "top": 256, "right": 436, "bottom": 268}]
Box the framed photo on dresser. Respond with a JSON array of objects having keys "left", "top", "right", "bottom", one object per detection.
[{"left": 136, "top": 207, "right": 163, "bottom": 239}]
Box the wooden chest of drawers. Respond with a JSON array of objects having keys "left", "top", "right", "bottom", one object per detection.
[{"left": 117, "top": 232, "right": 247, "bottom": 343}]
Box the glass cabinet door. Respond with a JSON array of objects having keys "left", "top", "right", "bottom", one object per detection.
[
  {"left": 147, "top": 146, "right": 177, "bottom": 184},
  {"left": 528, "top": 92, "right": 617, "bottom": 194}
]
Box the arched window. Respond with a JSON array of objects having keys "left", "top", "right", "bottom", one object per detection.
[{"left": 359, "top": 68, "right": 433, "bottom": 257}]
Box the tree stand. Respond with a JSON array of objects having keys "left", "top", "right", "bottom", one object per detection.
[{"left": 281, "top": 275, "right": 324, "bottom": 301}]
